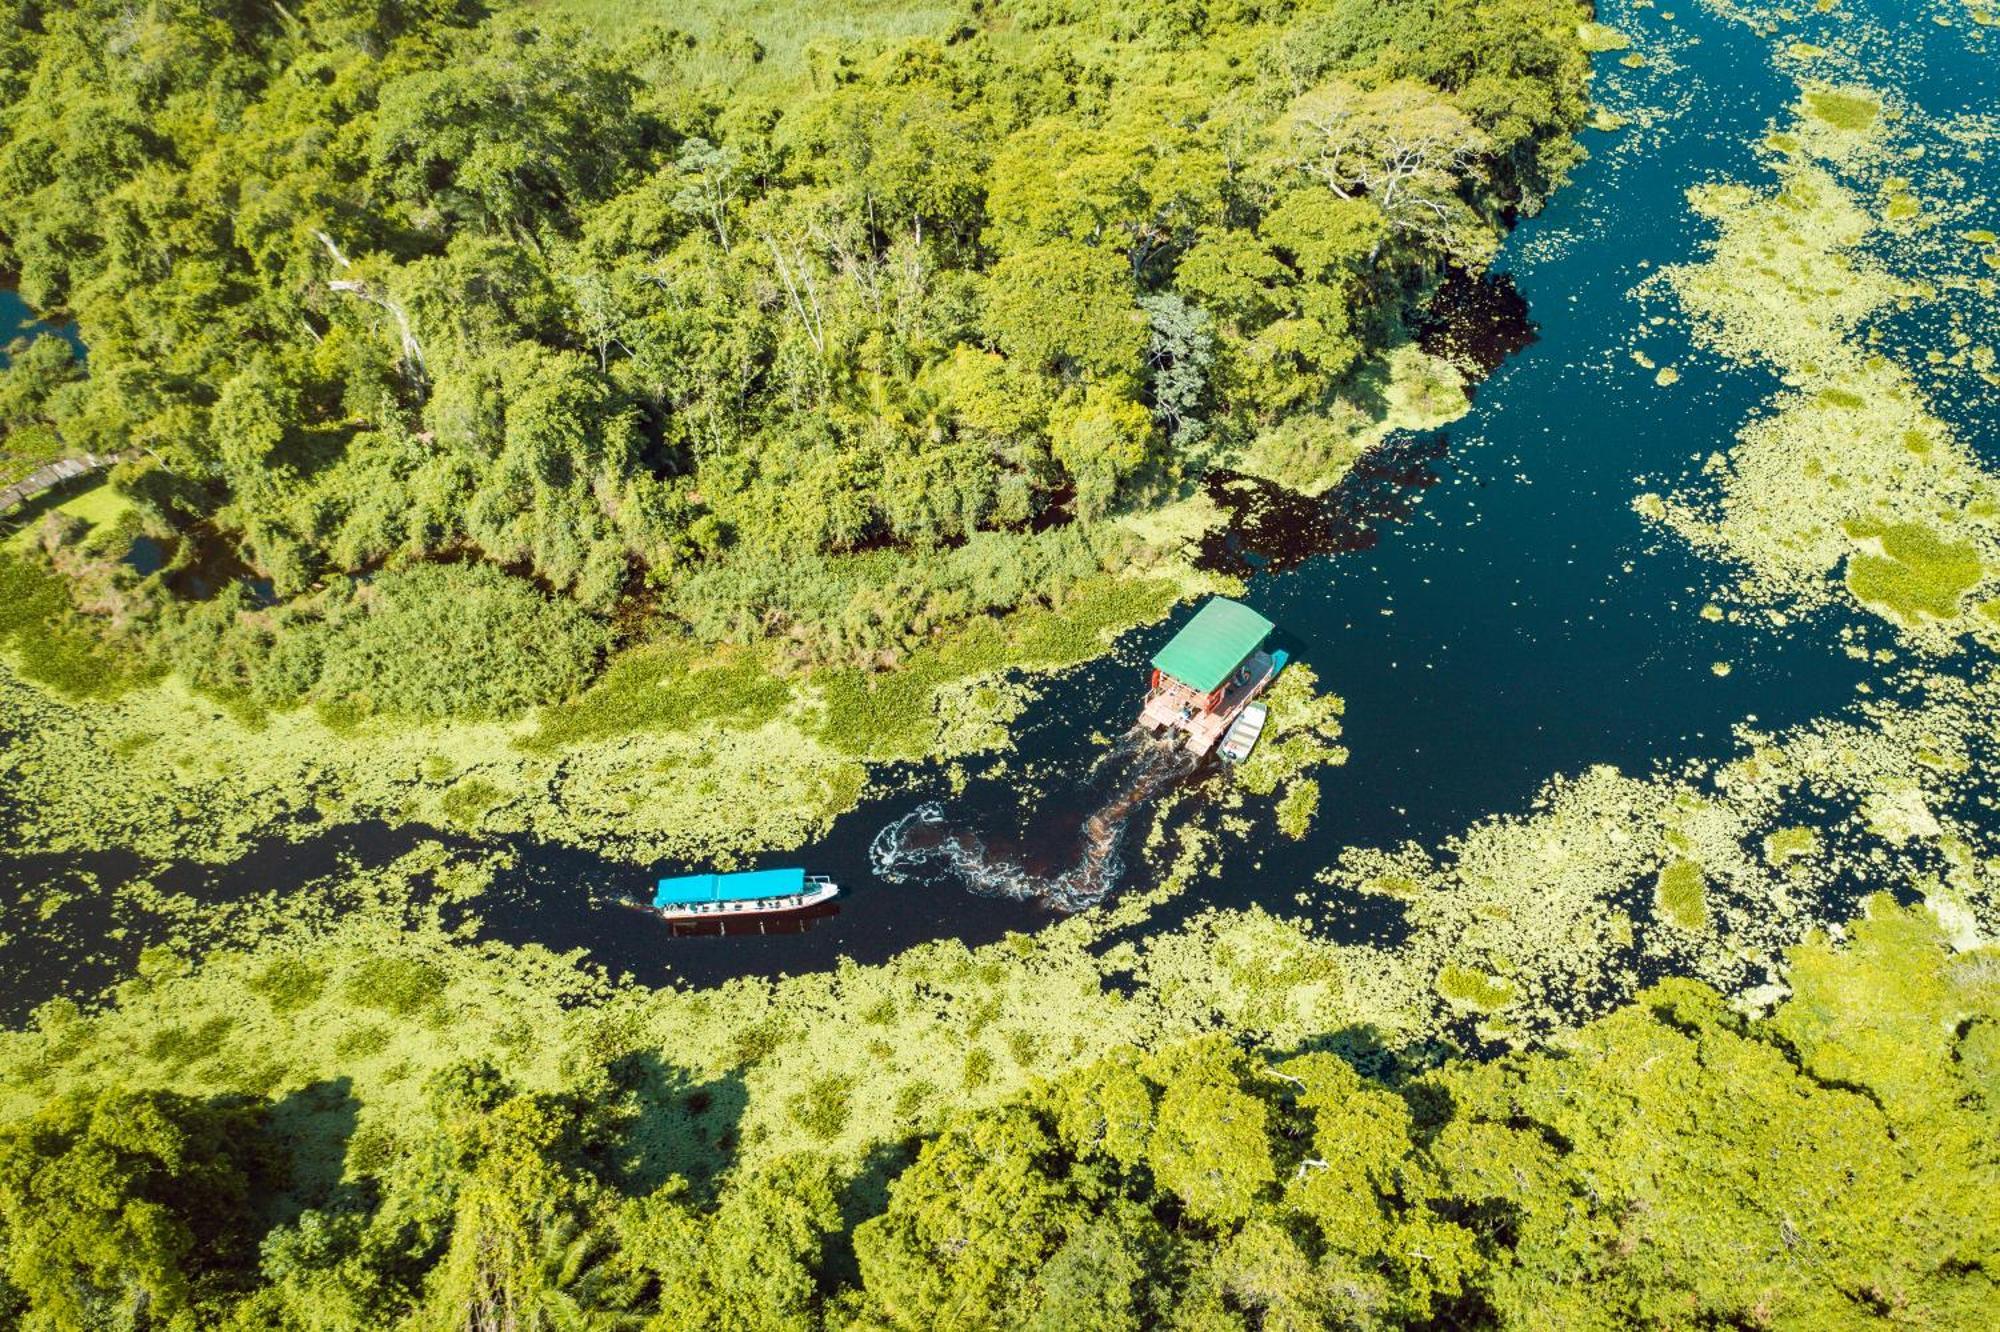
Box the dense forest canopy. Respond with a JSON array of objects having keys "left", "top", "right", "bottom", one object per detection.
[
  {"left": 0, "top": 897, "right": 1991, "bottom": 1329},
  {"left": 0, "top": 0, "right": 1590, "bottom": 715}
]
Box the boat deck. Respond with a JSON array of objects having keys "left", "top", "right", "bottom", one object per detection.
[{"left": 1140, "top": 649, "right": 1275, "bottom": 756}]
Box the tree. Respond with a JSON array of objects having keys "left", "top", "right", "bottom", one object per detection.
[
  {"left": 1048, "top": 385, "right": 1156, "bottom": 520},
  {"left": 0, "top": 1089, "right": 274, "bottom": 1331},
  {"left": 1139, "top": 292, "right": 1214, "bottom": 444},
  {"left": 1431, "top": 907, "right": 2000, "bottom": 1329},
  {"left": 414, "top": 1064, "right": 638, "bottom": 1332},
  {"left": 1172, "top": 228, "right": 1288, "bottom": 328},
  {"left": 670, "top": 138, "right": 741, "bottom": 254},
  {"left": 1283, "top": 80, "right": 1497, "bottom": 268},
  {"left": 617, "top": 1158, "right": 839, "bottom": 1332},
  {"left": 853, "top": 1108, "right": 1086, "bottom": 1329},
  {"left": 986, "top": 107, "right": 1224, "bottom": 279},
  {"left": 0, "top": 0, "right": 1595, "bottom": 718},
  {"left": 984, "top": 243, "right": 1149, "bottom": 383},
  {"left": 1140, "top": 1039, "right": 1276, "bottom": 1228},
  {"left": 0, "top": 333, "right": 83, "bottom": 431}
]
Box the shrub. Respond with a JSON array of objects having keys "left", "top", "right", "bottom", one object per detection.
[{"left": 313, "top": 564, "right": 609, "bottom": 721}]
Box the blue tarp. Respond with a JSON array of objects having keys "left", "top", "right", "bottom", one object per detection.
[{"left": 655, "top": 867, "right": 806, "bottom": 908}]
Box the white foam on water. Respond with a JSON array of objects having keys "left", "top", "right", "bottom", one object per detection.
[{"left": 870, "top": 731, "right": 1200, "bottom": 910}]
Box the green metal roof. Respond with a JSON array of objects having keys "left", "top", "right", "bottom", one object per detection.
[{"left": 1150, "top": 598, "right": 1273, "bottom": 693}]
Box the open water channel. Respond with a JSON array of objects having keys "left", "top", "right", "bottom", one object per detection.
[{"left": 3, "top": 0, "right": 1993, "bottom": 1015}]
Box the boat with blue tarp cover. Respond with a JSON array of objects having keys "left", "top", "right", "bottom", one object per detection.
[{"left": 649, "top": 867, "right": 840, "bottom": 923}]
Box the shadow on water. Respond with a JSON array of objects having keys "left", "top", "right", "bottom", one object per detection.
[
  {"left": 1197, "top": 436, "right": 1450, "bottom": 576},
  {"left": 1417, "top": 269, "right": 1539, "bottom": 381}
]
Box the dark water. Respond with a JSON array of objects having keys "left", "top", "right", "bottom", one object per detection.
[
  {"left": 4, "top": 1, "right": 1994, "bottom": 1016},
  {"left": 0, "top": 287, "right": 83, "bottom": 365}
]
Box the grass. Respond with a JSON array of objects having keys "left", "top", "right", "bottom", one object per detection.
[
  {"left": 0, "top": 548, "right": 156, "bottom": 700},
  {"left": 438, "top": 777, "right": 506, "bottom": 830},
  {"left": 4, "top": 477, "right": 134, "bottom": 550},
  {"left": 343, "top": 956, "right": 448, "bottom": 1019},
  {"left": 521, "top": 640, "right": 791, "bottom": 753},
  {"left": 1435, "top": 965, "right": 1517, "bottom": 1014},
  {"left": 535, "top": 0, "right": 962, "bottom": 87},
  {"left": 1841, "top": 519, "right": 1985, "bottom": 628},
  {"left": 814, "top": 574, "right": 1182, "bottom": 762},
  {"left": 1654, "top": 858, "right": 1710, "bottom": 932},
  {"left": 245, "top": 959, "right": 329, "bottom": 1014}
]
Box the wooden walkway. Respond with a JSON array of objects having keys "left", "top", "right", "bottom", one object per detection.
[{"left": 0, "top": 450, "right": 136, "bottom": 518}]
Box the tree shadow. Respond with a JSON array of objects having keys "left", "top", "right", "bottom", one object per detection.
[
  {"left": 605, "top": 1050, "right": 750, "bottom": 1203},
  {"left": 261, "top": 1077, "right": 361, "bottom": 1220},
  {"left": 1271, "top": 1022, "right": 1468, "bottom": 1143},
  {"left": 1279, "top": 1021, "right": 1453, "bottom": 1082},
  {"left": 1334, "top": 348, "right": 1398, "bottom": 424},
  {"left": 819, "top": 1137, "right": 918, "bottom": 1293}
]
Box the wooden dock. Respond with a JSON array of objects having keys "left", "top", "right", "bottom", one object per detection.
[{"left": 0, "top": 450, "right": 137, "bottom": 518}]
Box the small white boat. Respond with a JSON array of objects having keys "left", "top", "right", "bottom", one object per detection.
[
  {"left": 647, "top": 868, "right": 839, "bottom": 923},
  {"left": 1218, "top": 702, "right": 1269, "bottom": 763}
]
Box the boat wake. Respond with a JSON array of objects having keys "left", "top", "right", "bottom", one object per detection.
[{"left": 869, "top": 730, "right": 1201, "bottom": 911}]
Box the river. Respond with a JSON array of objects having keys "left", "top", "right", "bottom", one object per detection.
[{"left": 3, "top": 0, "right": 1993, "bottom": 1016}]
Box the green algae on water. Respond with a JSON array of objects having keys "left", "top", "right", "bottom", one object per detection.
[
  {"left": 1841, "top": 519, "right": 1986, "bottom": 628},
  {"left": 1655, "top": 858, "right": 1712, "bottom": 931}
]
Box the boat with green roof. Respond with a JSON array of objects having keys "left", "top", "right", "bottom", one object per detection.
[{"left": 1140, "top": 597, "right": 1287, "bottom": 758}]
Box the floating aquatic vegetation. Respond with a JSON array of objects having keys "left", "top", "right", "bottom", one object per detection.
[
  {"left": 0, "top": 665, "right": 867, "bottom": 867},
  {"left": 1435, "top": 964, "right": 1519, "bottom": 1014},
  {"left": 1765, "top": 825, "right": 1821, "bottom": 864},
  {"left": 1803, "top": 84, "right": 1881, "bottom": 134},
  {"left": 1841, "top": 519, "right": 1986, "bottom": 628},
  {"left": 0, "top": 563, "right": 1207, "bottom": 872},
  {"left": 1578, "top": 21, "right": 1634, "bottom": 51},
  {"left": 1646, "top": 95, "right": 2000, "bottom": 649},
  {"left": 1655, "top": 858, "right": 1713, "bottom": 931}
]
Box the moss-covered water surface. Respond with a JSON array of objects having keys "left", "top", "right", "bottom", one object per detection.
[{"left": 4, "top": 0, "right": 1998, "bottom": 1061}]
